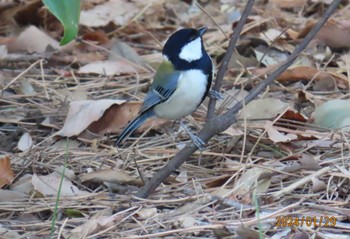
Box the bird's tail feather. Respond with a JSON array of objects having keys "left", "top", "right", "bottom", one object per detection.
[{"left": 116, "top": 110, "right": 155, "bottom": 146}]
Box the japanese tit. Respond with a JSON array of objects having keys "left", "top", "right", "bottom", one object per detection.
[{"left": 116, "top": 27, "right": 213, "bottom": 147}]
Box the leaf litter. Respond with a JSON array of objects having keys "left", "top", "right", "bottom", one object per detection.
[{"left": 1, "top": 0, "right": 350, "bottom": 238}]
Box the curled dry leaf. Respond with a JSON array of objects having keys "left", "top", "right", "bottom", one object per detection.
[
  {"left": 234, "top": 167, "right": 269, "bottom": 204},
  {"left": 254, "top": 65, "right": 349, "bottom": 89},
  {"left": 0, "top": 189, "right": 27, "bottom": 201},
  {"left": 58, "top": 100, "right": 167, "bottom": 138},
  {"left": 135, "top": 208, "right": 158, "bottom": 220},
  {"left": 80, "top": 169, "right": 143, "bottom": 186},
  {"left": 58, "top": 99, "right": 125, "bottom": 137},
  {"left": 108, "top": 40, "right": 148, "bottom": 68},
  {"left": 236, "top": 225, "right": 262, "bottom": 239},
  {"left": 17, "top": 132, "right": 32, "bottom": 152},
  {"left": 312, "top": 99, "right": 350, "bottom": 130},
  {"left": 32, "top": 172, "right": 89, "bottom": 197},
  {"left": 264, "top": 121, "right": 298, "bottom": 143},
  {"left": 298, "top": 154, "right": 321, "bottom": 170},
  {"left": 87, "top": 101, "right": 167, "bottom": 135},
  {"left": 78, "top": 60, "right": 137, "bottom": 76},
  {"left": 7, "top": 25, "right": 59, "bottom": 53},
  {"left": 270, "top": 0, "right": 307, "bottom": 8},
  {"left": 9, "top": 174, "right": 33, "bottom": 194},
  {"left": 70, "top": 209, "right": 136, "bottom": 238},
  {"left": 311, "top": 176, "right": 326, "bottom": 192},
  {"left": 0, "top": 156, "right": 15, "bottom": 188},
  {"left": 239, "top": 98, "right": 289, "bottom": 120},
  {"left": 80, "top": 0, "right": 141, "bottom": 27},
  {"left": 177, "top": 215, "right": 197, "bottom": 229},
  {"left": 300, "top": 18, "right": 350, "bottom": 50}
]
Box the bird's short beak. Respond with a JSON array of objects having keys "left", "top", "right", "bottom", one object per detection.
[{"left": 198, "top": 27, "right": 208, "bottom": 37}]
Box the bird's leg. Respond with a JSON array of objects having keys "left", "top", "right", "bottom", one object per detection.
[
  {"left": 209, "top": 89, "right": 224, "bottom": 100},
  {"left": 179, "top": 121, "right": 205, "bottom": 150}
]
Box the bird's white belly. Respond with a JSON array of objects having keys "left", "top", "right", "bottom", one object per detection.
[{"left": 154, "top": 69, "right": 208, "bottom": 120}]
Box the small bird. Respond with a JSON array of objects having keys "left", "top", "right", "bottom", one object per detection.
[{"left": 116, "top": 27, "right": 213, "bottom": 148}]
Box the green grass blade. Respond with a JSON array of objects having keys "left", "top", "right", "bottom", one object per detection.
[{"left": 42, "top": 0, "right": 81, "bottom": 45}]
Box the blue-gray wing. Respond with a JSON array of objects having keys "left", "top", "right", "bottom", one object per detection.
[{"left": 139, "top": 71, "right": 181, "bottom": 114}]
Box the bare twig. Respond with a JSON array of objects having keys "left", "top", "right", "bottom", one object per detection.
[
  {"left": 136, "top": 0, "right": 341, "bottom": 198},
  {"left": 206, "top": 0, "right": 255, "bottom": 120}
]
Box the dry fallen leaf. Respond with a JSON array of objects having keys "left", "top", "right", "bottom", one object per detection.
[
  {"left": 298, "top": 18, "right": 350, "bottom": 50},
  {"left": 264, "top": 121, "right": 298, "bottom": 143},
  {"left": 17, "top": 132, "right": 33, "bottom": 151},
  {"left": 135, "top": 208, "right": 158, "bottom": 220},
  {"left": 58, "top": 99, "right": 125, "bottom": 137},
  {"left": 254, "top": 65, "right": 349, "bottom": 89},
  {"left": 70, "top": 208, "right": 136, "bottom": 238},
  {"left": 312, "top": 99, "right": 350, "bottom": 130},
  {"left": 9, "top": 174, "right": 33, "bottom": 194},
  {"left": 270, "top": 0, "right": 307, "bottom": 8},
  {"left": 311, "top": 176, "right": 327, "bottom": 192},
  {"left": 32, "top": 172, "right": 89, "bottom": 197},
  {"left": 78, "top": 60, "right": 137, "bottom": 76},
  {"left": 239, "top": 98, "right": 290, "bottom": 120},
  {"left": 0, "top": 156, "right": 15, "bottom": 188},
  {"left": 7, "top": 25, "right": 59, "bottom": 53},
  {"left": 80, "top": 169, "right": 143, "bottom": 186},
  {"left": 0, "top": 189, "right": 27, "bottom": 201},
  {"left": 80, "top": 0, "right": 141, "bottom": 27}
]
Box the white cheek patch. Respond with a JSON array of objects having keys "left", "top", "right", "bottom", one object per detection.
[{"left": 179, "top": 37, "right": 202, "bottom": 62}]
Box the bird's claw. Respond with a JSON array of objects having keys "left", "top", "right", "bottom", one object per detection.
[
  {"left": 179, "top": 121, "right": 206, "bottom": 150},
  {"left": 190, "top": 134, "right": 206, "bottom": 151},
  {"left": 209, "top": 90, "right": 223, "bottom": 100}
]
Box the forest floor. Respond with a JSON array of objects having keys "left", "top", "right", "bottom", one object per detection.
[{"left": 1, "top": 0, "right": 350, "bottom": 238}]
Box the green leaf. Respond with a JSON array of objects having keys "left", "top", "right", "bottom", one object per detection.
[
  {"left": 42, "top": 0, "right": 80, "bottom": 45},
  {"left": 65, "top": 209, "right": 84, "bottom": 218}
]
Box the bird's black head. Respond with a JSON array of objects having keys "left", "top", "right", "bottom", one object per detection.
[{"left": 162, "top": 27, "right": 211, "bottom": 73}]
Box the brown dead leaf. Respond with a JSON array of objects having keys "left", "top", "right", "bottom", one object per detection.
[
  {"left": 298, "top": 154, "right": 321, "bottom": 170},
  {"left": 299, "top": 18, "right": 350, "bottom": 50},
  {"left": 234, "top": 168, "right": 269, "bottom": 204},
  {"left": 311, "top": 176, "right": 327, "bottom": 192},
  {"left": 264, "top": 121, "right": 298, "bottom": 143},
  {"left": 80, "top": 0, "right": 141, "bottom": 27},
  {"left": 270, "top": 0, "right": 307, "bottom": 8},
  {"left": 78, "top": 60, "right": 137, "bottom": 76},
  {"left": 280, "top": 109, "right": 308, "bottom": 123},
  {"left": 108, "top": 40, "right": 148, "bottom": 68},
  {"left": 58, "top": 99, "right": 125, "bottom": 137},
  {"left": 70, "top": 208, "right": 136, "bottom": 238},
  {"left": 32, "top": 172, "right": 89, "bottom": 197},
  {"left": 7, "top": 25, "right": 59, "bottom": 53},
  {"left": 254, "top": 65, "right": 349, "bottom": 89},
  {"left": 9, "top": 174, "right": 33, "bottom": 194},
  {"left": 135, "top": 208, "right": 158, "bottom": 220},
  {"left": 80, "top": 169, "right": 143, "bottom": 186},
  {"left": 82, "top": 31, "right": 110, "bottom": 45},
  {"left": 87, "top": 101, "right": 167, "bottom": 135},
  {"left": 236, "top": 225, "right": 262, "bottom": 239},
  {"left": 239, "top": 98, "right": 289, "bottom": 120},
  {"left": 0, "top": 156, "right": 15, "bottom": 188}
]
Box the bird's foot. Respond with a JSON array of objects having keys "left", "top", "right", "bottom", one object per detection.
[
  {"left": 179, "top": 121, "right": 206, "bottom": 150},
  {"left": 209, "top": 90, "right": 223, "bottom": 100},
  {"left": 189, "top": 134, "right": 206, "bottom": 150}
]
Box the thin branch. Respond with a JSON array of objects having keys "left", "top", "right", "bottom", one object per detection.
[
  {"left": 206, "top": 0, "right": 255, "bottom": 120},
  {"left": 135, "top": 0, "right": 341, "bottom": 198}
]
